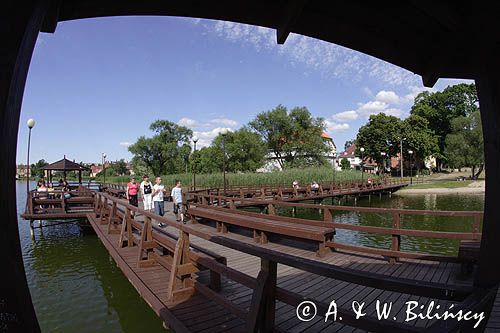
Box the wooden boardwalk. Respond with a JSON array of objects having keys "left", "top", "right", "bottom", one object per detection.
[{"left": 84, "top": 191, "right": 492, "bottom": 332}]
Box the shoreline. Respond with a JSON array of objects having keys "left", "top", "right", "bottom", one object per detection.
[{"left": 395, "top": 184, "right": 485, "bottom": 195}]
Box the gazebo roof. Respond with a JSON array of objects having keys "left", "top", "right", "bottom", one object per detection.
[{"left": 41, "top": 157, "right": 89, "bottom": 171}]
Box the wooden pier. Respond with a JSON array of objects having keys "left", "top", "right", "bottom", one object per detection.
[{"left": 50, "top": 184, "right": 493, "bottom": 333}]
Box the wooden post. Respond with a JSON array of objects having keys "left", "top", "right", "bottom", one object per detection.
[
  {"left": 472, "top": 214, "right": 481, "bottom": 241},
  {"left": 474, "top": 60, "right": 500, "bottom": 290},
  {"left": 118, "top": 208, "right": 132, "bottom": 248},
  {"left": 137, "top": 216, "right": 156, "bottom": 267},
  {"left": 107, "top": 201, "right": 119, "bottom": 233},
  {"left": 247, "top": 259, "right": 277, "bottom": 333},
  {"left": 167, "top": 231, "right": 195, "bottom": 302},
  {"left": 390, "top": 212, "right": 401, "bottom": 263},
  {"left": 324, "top": 208, "right": 333, "bottom": 222},
  {"left": 267, "top": 203, "right": 276, "bottom": 215}
]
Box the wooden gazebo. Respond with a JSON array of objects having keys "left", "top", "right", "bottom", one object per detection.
[{"left": 41, "top": 156, "right": 89, "bottom": 184}]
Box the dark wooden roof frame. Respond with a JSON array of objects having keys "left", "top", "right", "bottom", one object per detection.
[
  {"left": 2, "top": 1, "right": 500, "bottom": 331},
  {"left": 41, "top": 157, "right": 89, "bottom": 171}
]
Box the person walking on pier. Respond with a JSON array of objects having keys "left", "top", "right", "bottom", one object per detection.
[
  {"left": 140, "top": 175, "right": 153, "bottom": 212},
  {"left": 126, "top": 177, "right": 139, "bottom": 211},
  {"left": 171, "top": 180, "right": 184, "bottom": 223},
  {"left": 153, "top": 176, "right": 166, "bottom": 227}
]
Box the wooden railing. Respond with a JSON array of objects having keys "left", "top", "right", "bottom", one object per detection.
[
  {"left": 25, "top": 189, "right": 95, "bottom": 216},
  {"left": 186, "top": 193, "right": 483, "bottom": 263},
  {"left": 93, "top": 191, "right": 492, "bottom": 332},
  {"left": 191, "top": 178, "right": 407, "bottom": 203}
]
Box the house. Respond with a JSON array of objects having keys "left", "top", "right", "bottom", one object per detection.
[
  {"left": 339, "top": 144, "right": 362, "bottom": 169},
  {"left": 257, "top": 132, "right": 337, "bottom": 172},
  {"left": 339, "top": 143, "right": 379, "bottom": 173}
]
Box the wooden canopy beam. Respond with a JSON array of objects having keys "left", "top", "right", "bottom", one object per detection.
[
  {"left": 276, "top": 0, "right": 308, "bottom": 44},
  {"left": 0, "top": 0, "right": 49, "bottom": 331}
]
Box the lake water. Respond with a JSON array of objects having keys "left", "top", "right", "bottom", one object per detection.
[{"left": 16, "top": 181, "right": 484, "bottom": 331}]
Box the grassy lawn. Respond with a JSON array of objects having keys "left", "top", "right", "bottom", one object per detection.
[{"left": 409, "top": 180, "right": 473, "bottom": 189}]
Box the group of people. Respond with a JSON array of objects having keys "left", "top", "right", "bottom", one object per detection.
[
  {"left": 35, "top": 179, "right": 72, "bottom": 199},
  {"left": 292, "top": 180, "right": 320, "bottom": 191},
  {"left": 125, "top": 175, "right": 184, "bottom": 225}
]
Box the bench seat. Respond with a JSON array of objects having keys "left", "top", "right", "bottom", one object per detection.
[{"left": 188, "top": 206, "right": 334, "bottom": 257}]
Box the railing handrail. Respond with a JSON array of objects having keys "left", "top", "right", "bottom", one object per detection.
[{"left": 187, "top": 192, "right": 484, "bottom": 218}]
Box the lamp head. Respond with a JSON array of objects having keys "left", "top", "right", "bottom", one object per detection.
[
  {"left": 220, "top": 128, "right": 228, "bottom": 136},
  {"left": 102, "top": 152, "right": 107, "bottom": 159},
  {"left": 27, "top": 118, "right": 36, "bottom": 129},
  {"left": 381, "top": 152, "right": 386, "bottom": 156},
  {"left": 360, "top": 147, "right": 365, "bottom": 152},
  {"left": 192, "top": 135, "right": 199, "bottom": 143},
  {"left": 408, "top": 150, "right": 413, "bottom": 155}
]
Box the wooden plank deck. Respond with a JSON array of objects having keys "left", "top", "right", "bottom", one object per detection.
[{"left": 86, "top": 202, "right": 477, "bottom": 332}]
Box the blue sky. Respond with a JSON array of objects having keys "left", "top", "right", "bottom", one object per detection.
[{"left": 17, "top": 16, "right": 471, "bottom": 164}]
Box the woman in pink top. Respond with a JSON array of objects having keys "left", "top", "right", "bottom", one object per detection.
[{"left": 126, "top": 177, "right": 139, "bottom": 208}]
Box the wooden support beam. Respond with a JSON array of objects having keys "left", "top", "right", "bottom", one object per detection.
[
  {"left": 390, "top": 212, "right": 401, "bottom": 263},
  {"left": 247, "top": 259, "right": 277, "bottom": 332},
  {"left": 474, "top": 54, "right": 500, "bottom": 291},
  {"left": 1, "top": 1, "right": 50, "bottom": 331},
  {"left": 276, "top": 0, "right": 308, "bottom": 44}
]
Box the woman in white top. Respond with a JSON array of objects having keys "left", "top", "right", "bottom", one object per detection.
[{"left": 140, "top": 175, "right": 153, "bottom": 211}]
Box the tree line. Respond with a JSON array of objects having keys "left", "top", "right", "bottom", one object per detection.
[
  {"left": 355, "top": 83, "right": 483, "bottom": 177},
  {"left": 128, "top": 105, "right": 331, "bottom": 177}
]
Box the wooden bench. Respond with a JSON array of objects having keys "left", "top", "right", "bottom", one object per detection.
[
  {"left": 188, "top": 206, "right": 335, "bottom": 257},
  {"left": 458, "top": 240, "right": 481, "bottom": 275}
]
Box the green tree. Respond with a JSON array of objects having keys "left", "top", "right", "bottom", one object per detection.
[
  {"left": 410, "top": 83, "right": 478, "bottom": 169},
  {"left": 356, "top": 113, "right": 403, "bottom": 167},
  {"left": 193, "top": 128, "right": 267, "bottom": 173},
  {"left": 444, "top": 111, "right": 484, "bottom": 178},
  {"left": 194, "top": 146, "right": 222, "bottom": 174},
  {"left": 30, "top": 159, "right": 48, "bottom": 179},
  {"left": 212, "top": 127, "right": 267, "bottom": 172},
  {"left": 340, "top": 158, "right": 351, "bottom": 170},
  {"left": 401, "top": 114, "right": 440, "bottom": 167},
  {"left": 128, "top": 120, "right": 193, "bottom": 176},
  {"left": 249, "top": 105, "right": 328, "bottom": 168},
  {"left": 114, "top": 159, "right": 128, "bottom": 176}
]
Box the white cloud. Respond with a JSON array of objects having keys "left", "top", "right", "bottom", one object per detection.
[
  {"left": 204, "top": 21, "right": 419, "bottom": 86},
  {"left": 325, "top": 120, "right": 349, "bottom": 132},
  {"left": 332, "top": 110, "right": 358, "bottom": 122},
  {"left": 210, "top": 117, "right": 238, "bottom": 127},
  {"left": 357, "top": 100, "right": 388, "bottom": 116},
  {"left": 193, "top": 127, "right": 233, "bottom": 148},
  {"left": 383, "top": 108, "right": 404, "bottom": 117},
  {"left": 375, "top": 90, "right": 400, "bottom": 104},
  {"left": 119, "top": 142, "right": 132, "bottom": 147},
  {"left": 178, "top": 117, "right": 200, "bottom": 127}
]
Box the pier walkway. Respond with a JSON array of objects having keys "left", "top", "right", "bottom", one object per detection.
[{"left": 80, "top": 189, "right": 493, "bottom": 332}]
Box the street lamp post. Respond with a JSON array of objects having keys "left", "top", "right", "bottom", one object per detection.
[
  {"left": 220, "top": 128, "right": 228, "bottom": 195},
  {"left": 380, "top": 152, "right": 386, "bottom": 176},
  {"left": 332, "top": 153, "right": 337, "bottom": 186},
  {"left": 360, "top": 147, "right": 365, "bottom": 183},
  {"left": 408, "top": 150, "right": 414, "bottom": 184},
  {"left": 102, "top": 153, "right": 107, "bottom": 186},
  {"left": 400, "top": 137, "right": 406, "bottom": 179},
  {"left": 192, "top": 136, "right": 198, "bottom": 191},
  {"left": 26, "top": 118, "right": 35, "bottom": 195}
]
